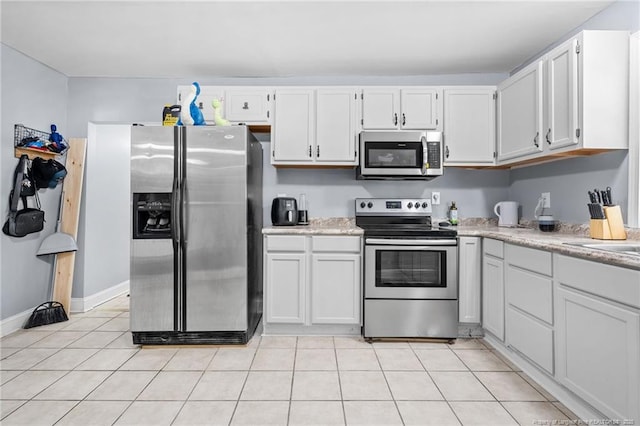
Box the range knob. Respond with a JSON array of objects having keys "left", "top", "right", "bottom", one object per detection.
[
  {"left": 367, "top": 202, "right": 373, "bottom": 208},
  {"left": 360, "top": 201, "right": 366, "bottom": 208},
  {"left": 414, "top": 201, "right": 420, "bottom": 209},
  {"left": 422, "top": 202, "right": 428, "bottom": 208},
  {"left": 407, "top": 202, "right": 413, "bottom": 209}
]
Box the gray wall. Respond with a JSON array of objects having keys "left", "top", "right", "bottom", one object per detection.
[
  {"left": 507, "top": 0, "right": 640, "bottom": 224},
  {"left": 1, "top": 45, "right": 68, "bottom": 320}
]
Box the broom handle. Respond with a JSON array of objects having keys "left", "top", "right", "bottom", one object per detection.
[{"left": 55, "top": 190, "right": 65, "bottom": 233}]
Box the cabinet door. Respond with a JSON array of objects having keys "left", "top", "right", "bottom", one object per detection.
[
  {"left": 482, "top": 254, "right": 504, "bottom": 341},
  {"left": 225, "top": 89, "right": 271, "bottom": 123},
  {"left": 497, "top": 61, "right": 544, "bottom": 161},
  {"left": 400, "top": 89, "right": 439, "bottom": 130},
  {"left": 444, "top": 89, "right": 496, "bottom": 165},
  {"left": 362, "top": 89, "right": 400, "bottom": 129},
  {"left": 458, "top": 237, "right": 481, "bottom": 323},
  {"left": 311, "top": 254, "right": 361, "bottom": 324},
  {"left": 272, "top": 89, "right": 314, "bottom": 163},
  {"left": 265, "top": 253, "right": 306, "bottom": 324},
  {"left": 556, "top": 286, "right": 639, "bottom": 420},
  {"left": 316, "top": 89, "right": 358, "bottom": 163},
  {"left": 547, "top": 38, "right": 579, "bottom": 150},
  {"left": 177, "top": 85, "right": 224, "bottom": 123}
]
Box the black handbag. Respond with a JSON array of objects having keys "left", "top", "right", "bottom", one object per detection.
[{"left": 3, "top": 155, "right": 45, "bottom": 237}]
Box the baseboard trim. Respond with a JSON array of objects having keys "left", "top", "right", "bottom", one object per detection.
[
  {"left": 484, "top": 333, "right": 605, "bottom": 422},
  {"left": 1, "top": 281, "right": 130, "bottom": 337},
  {"left": 0, "top": 308, "right": 34, "bottom": 337},
  {"left": 70, "top": 280, "right": 130, "bottom": 313}
]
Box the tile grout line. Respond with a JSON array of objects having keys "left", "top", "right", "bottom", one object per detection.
[{"left": 227, "top": 338, "right": 260, "bottom": 426}]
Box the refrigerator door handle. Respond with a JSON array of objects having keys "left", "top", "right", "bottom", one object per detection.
[
  {"left": 171, "top": 177, "right": 180, "bottom": 244},
  {"left": 182, "top": 179, "right": 188, "bottom": 244}
]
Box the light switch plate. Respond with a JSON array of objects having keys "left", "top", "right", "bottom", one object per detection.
[{"left": 432, "top": 192, "right": 441, "bottom": 205}]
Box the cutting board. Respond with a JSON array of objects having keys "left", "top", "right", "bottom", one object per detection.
[{"left": 52, "top": 138, "right": 87, "bottom": 314}]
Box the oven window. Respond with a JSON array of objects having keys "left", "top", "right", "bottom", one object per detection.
[
  {"left": 365, "top": 142, "right": 422, "bottom": 168},
  {"left": 375, "top": 250, "right": 446, "bottom": 288}
]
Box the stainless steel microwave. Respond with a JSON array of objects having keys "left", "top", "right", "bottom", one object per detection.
[{"left": 357, "top": 131, "right": 443, "bottom": 180}]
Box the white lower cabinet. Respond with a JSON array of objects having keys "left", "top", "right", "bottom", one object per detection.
[
  {"left": 505, "top": 244, "right": 554, "bottom": 375},
  {"left": 555, "top": 254, "right": 640, "bottom": 421},
  {"left": 311, "top": 253, "right": 360, "bottom": 324},
  {"left": 482, "top": 239, "right": 505, "bottom": 341},
  {"left": 481, "top": 240, "right": 640, "bottom": 420},
  {"left": 458, "top": 237, "right": 481, "bottom": 323},
  {"left": 265, "top": 252, "right": 306, "bottom": 324},
  {"left": 263, "top": 234, "right": 362, "bottom": 333}
]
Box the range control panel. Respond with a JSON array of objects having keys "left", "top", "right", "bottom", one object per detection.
[{"left": 355, "top": 198, "right": 433, "bottom": 215}]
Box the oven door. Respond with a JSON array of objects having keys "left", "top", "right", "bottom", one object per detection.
[{"left": 364, "top": 238, "right": 458, "bottom": 300}]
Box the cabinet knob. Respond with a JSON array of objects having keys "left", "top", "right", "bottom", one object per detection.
[
  {"left": 308, "top": 146, "right": 312, "bottom": 157},
  {"left": 534, "top": 132, "right": 539, "bottom": 148},
  {"left": 402, "top": 113, "right": 406, "bottom": 126},
  {"left": 445, "top": 146, "right": 450, "bottom": 158},
  {"left": 546, "top": 129, "right": 551, "bottom": 145},
  {"left": 316, "top": 146, "right": 320, "bottom": 157},
  {"left": 394, "top": 113, "right": 398, "bottom": 126}
]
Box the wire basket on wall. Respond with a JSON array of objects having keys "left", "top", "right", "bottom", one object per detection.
[{"left": 13, "top": 123, "right": 68, "bottom": 159}]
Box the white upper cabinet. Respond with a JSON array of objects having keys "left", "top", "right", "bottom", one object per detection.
[
  {"left": 362, "top": 88, "right": 440, "bottom": 130},
  {"left": 546, "top": 39, "right": 578, "bottom": 149},
  {"left": 272, "top": 89, "right": 315, "bottom": 163},
  {"left": 315, "top": 89, "right": 358, "bottom": 164},
  {"left": 497, "top": 61, "right": 544, "bottom": 162},
  {"left": 497, "top": 30, "right": 629, "bottom": 166},
  {"left": 361, "top": 88, "right": 400, "bottom": 129},
  {"left": 225, "top": 89, "right": 271, "bottom": 124},
  {"left": 546, "top": 31, "right": 629, "bottom": 153},
  {"left": 177, "top": 86, "right": 271, "bottom": 125},
  {"left": 400, "top": 89, "right": 439, "bottom": 129},
  {"left": 272, "top": 88, "right": 358, "bottom": 166},
  {"left": 444, "top": 88, "right": 496, "bottom": 166},
  {"left": 177, "top": 85, "right": 224, "bottom": 123}
]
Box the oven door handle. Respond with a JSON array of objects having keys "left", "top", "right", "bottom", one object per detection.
[{"left": 365, "top": 238, "right": 458, "bottom": 246}]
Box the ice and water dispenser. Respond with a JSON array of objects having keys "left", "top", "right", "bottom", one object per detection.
[{"left": 133, "top": 193, "right": 172, "bottom": 239}]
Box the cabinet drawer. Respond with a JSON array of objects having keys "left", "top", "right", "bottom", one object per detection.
[
  {"left": 483, "top": 238, "right": 504, "bottom": 258},
  {"left": 506, "top": 306, "right": 554, "bottom": 374},
  {"left": 506, "top": 265, "right": 553, "bottom": 324},
  {"left": 555, "top": 254, "right": 640, "bottom": 308},
  {"left": 265, "top": 235, "right": 306, "bottom": 252},
  {"left": 506, "top": 244, "right": 552, "bottom": 276},
  {"left": 312, "top": 236, "right": 361, "bottom": 253}
]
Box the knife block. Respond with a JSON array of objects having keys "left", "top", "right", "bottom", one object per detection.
[{"left": 590, "top": 205, "right": 627, "bottom": 240}]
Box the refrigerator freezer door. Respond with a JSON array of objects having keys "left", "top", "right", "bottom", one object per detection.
[
  {"left": 184, "top": 126, "right": 248, "bottom": 331},
  {"left": 130, "top": 126, "right": 177, "bottom": 332}
]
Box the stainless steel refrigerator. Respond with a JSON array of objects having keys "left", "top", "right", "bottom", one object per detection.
[{"left": 130, "top": 125, "right": 263, "bottom": 345}]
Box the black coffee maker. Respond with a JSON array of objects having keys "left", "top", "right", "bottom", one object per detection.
[{"left": 271, "top": 197, "right": 298, "bottom": 226}]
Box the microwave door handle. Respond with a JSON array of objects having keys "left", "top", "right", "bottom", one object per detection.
[{"left": 421, "top": 136, "right": 428, "bottom": 175}]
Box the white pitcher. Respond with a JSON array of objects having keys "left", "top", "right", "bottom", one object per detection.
[{"left": 494, "top": 201, "right": 519, "bottom": 227}]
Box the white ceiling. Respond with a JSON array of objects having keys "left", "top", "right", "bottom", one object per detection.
[{"left": 0, "top": 0, "right": 616, "bottom": 78}]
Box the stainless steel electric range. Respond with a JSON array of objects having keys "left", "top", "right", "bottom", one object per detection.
[{"left": 356, "top": 198, "right": 458, "bottom": 342}]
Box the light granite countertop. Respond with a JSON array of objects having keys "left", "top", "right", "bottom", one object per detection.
[
  {"left": 263, "top": 217, "right": 640, "bottom": 270},
  {"left": 262, "top": 217, "right": 364, "bottom": 236},
  {"left": 455, "top": 222, "right": 640, "bottom": 271}
]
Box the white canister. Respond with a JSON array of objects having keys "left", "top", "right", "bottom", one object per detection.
[{"left": 494, "top": 201, "right": 519, "bottom": 227}]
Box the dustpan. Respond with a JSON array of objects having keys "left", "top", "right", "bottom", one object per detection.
[
  {"left": 27, "top": 189, "right": 72, "bottom": 328},
  {"left": 37, "top": 190, "right": 77, "bottom": 256}
]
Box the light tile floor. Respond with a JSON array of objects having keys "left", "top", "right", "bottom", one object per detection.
[{"left": 0, "top": 294, "right": 579, "bottom": 425}]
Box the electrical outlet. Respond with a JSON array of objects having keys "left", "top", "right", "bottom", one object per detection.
[
  {"left": 431, "top": 192, "right": 441, "bottom": 205},
  {"left": 541, "top": 192, "right": 551, "bottom": 208}
]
